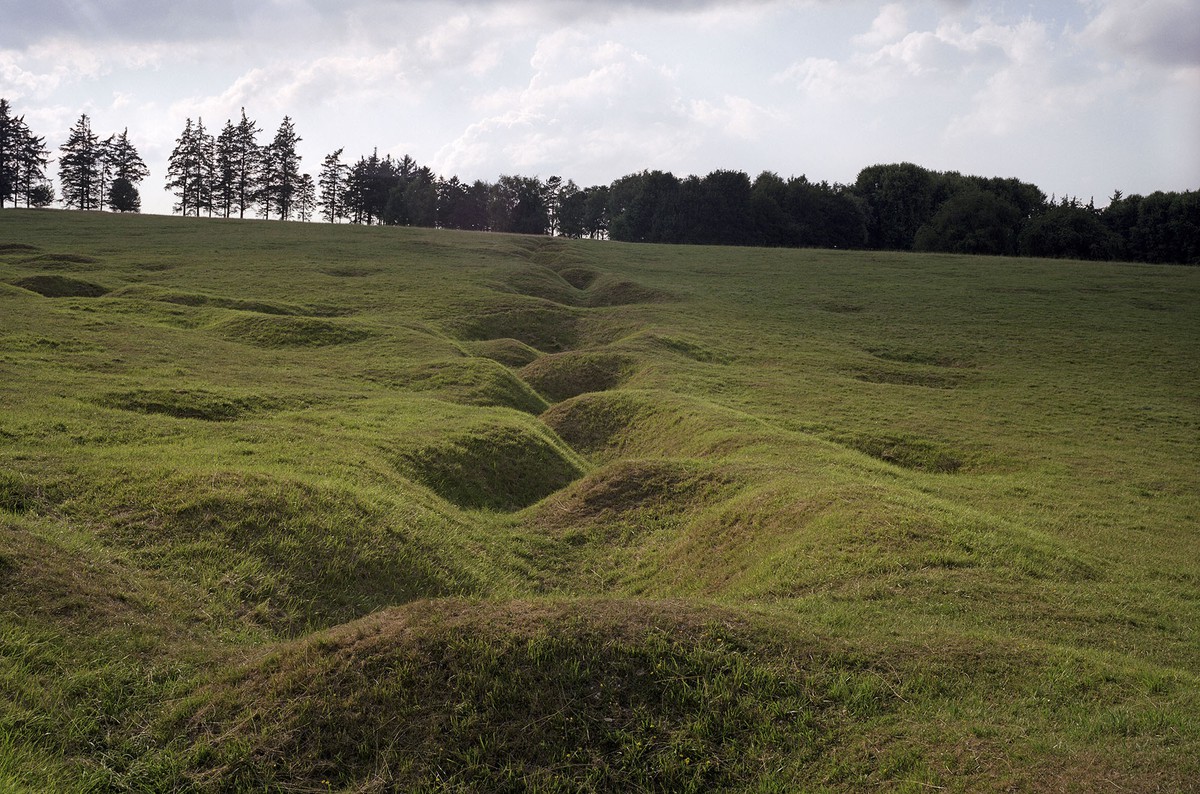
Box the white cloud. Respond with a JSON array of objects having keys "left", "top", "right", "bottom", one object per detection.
[
  {"left": 433, "top": 32, "right": 695, "bottom": 182},
  {"left": 690, "top": 95, "right": 780, "bottom": 140},
  {"left": 1080, "top": 0, "right": 1200, "bottom": 68},
  {"left": 854, "top": 3, "right": 909, "bottom": 48}
]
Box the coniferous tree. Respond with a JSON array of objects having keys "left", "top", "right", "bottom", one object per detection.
[
  {"left": 58, "top": 114, "right": 103, "bottom": 210},
  {"left": 27, "top": 183, "right": 54, "bottom": 208},
  {"left": 317, "top": 148, "right": 347, "bottom": 223},
  {"left": 295, "top": 173, "right": 316, "bottom": 222},
  {"left": 403, "top": 166, "right": 437, "bottom": 227},
  {"left": 435, "top": 175, "right": 489, "bottom": 231},
  {"left": 0, "top": 98, "right": 19, "bottom": 207},
  {"left": 343, "top": 151, "right": 399, "bottom": 225},
  {"left": 17, "top": 131, "right": 51, "bottom": 209},
  {"left": 343, "top": 156, "right": 368, "bottom": 224},
  {"left": 103, "top": 128, "right": 148, "bottom": 213},
  {"left": 212, "top": 119, "right": 238, "bottom": 218},
  {"left": 259, "top": 116, "right": 302, "bottom": 220},
  {"left": 232, "top": 109, "right": 261, "bottom": 219},
  {"left": 109, "top": 178, "right": 141, "bottom": 212},
  {"left": 165, "top": 118, "right": 214, "bottom": 217},
  {"left": 96, "top": 134, "right": 116, "bottom": 210},
  {"left": 364, "top": 151, "right": 398, "bottom": 223},
  {"left": 164, "top": 119, "right": 194, "bottom": 216},
  {"left": 196, "top": 119, "right": 215, "bottom": 216},
  {"left": 0, "top": 99, "right": 50, "bottom": 208}
]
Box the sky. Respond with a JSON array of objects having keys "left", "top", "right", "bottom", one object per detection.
[{"left": 2, "top": 0, "right": 1198, "bottom": 216}]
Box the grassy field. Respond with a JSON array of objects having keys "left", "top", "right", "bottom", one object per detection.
[{"left": 1, "top": 209, "right": 1197, "bottom": 792}]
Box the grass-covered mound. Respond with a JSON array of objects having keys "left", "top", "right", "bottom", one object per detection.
[
  {"left": 212, "top": 313, "right": 373, "bottom": 348},
  {"left": 9, "top": 273, "right": 110, "bottom": 297},
  {"left": 445, "top": 299, "right": 583, "bottom": 352},
  {"left": 60, "top": 466, "right": 471, "bottom": 634},
  {"left": 371, "top": 357, "right": 549, "bottom": 414},
  {"left": 465, "top": 337, "right": 543, "bottom": 368},
  {"left": 112, "top": 283, "right": 344, "bottom": 317},
  {"left": 165, "top": 598, "right": 852, "bottom": 792},
  {"left": 95, "top": 386, "right": 291, "bottom": 421},
  {"left": 519, "top": 350, "right": 637, "bottom": 402}
]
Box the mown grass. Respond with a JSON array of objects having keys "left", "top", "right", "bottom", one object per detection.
[{"left": 1, "top": 208, "right": 1198, "bottom": 791}]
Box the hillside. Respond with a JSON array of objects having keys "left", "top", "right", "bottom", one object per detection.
[{"left": 1, "top": 210, "right": 1198, "bottom": 792}]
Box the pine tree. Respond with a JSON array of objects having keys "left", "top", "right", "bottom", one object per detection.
[
  {"left": 317, "top": 148, "right": 346, "bottom": 223},
  {"left": 0, "top": 98, "right": 18, "bottom": 207},
  {"left": 213, "top": 120, "right": 238, "bottom": 218},
  {"left": 165, "top": 118, "right": 214, "bottom": 217},
  {"left": 259, "top": 116, "right": 302, "bottom": 220},
  {"left": 233, "top": 109, "right": 261, "bottom": 219},
  {"left": 295, "top": 173, "right": 316, "bottom": 222},
  {"left": 15, "top": 124, "right": 50, "bottom": 209},
  {"left": 109, "top": 178, "right": 141, "bottom": 212},
  {"left": 343, "top": 156, "right": 368, "bottom": 224},
  {"left": 58, "top": 114, "right": 103, "bottom": 210},
  {"left": 165, "top": 119, "right": 195, "bottom": 216},
  {"left": 104, "top": 128, "right": 148, "bottom": 212},
  {"left": 0, "top": 100, "right": 48, "bottom": 209},
  {"left": 96, "top": 134, "right": 116, "bottom": 210}
]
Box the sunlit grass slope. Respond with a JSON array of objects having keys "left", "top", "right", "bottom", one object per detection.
[{"left": 1, "top": 210, "right": 1198, "bottom": 792}]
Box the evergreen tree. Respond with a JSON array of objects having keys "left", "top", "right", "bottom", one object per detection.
[
  {"left": 259, "top": 116, "right": 302, "bottom": 220},
  {"left": 317, "top": 148, "right": 347, "bottom": 223},
  {"left": 0, "top": 99, "right": 49, "bottom": 209},
  {"left": 213, "top": 119, "right": 238, "bottom": 218},
  {"left": 404, "top": 166, "right": 438, "bottom": 227},
  {"left": 58, "top": 114, "right": 103, "bottom": 210},
  {"left": 295, "top": 173, "right": 316, "bottom": 222},
  {"left": 104, "top": 128, "right": 148, "bottom": 213},
  {"left": 343, "top": 156, "right": 368, "bottom": 224},
  {"left": 109, "top": 177, "right": 141, "bottom": 212},
  {"left": 27, "top": 183, "right": 54, "bottom": 208},
  {"left": 232, "top": 109, "right": 261, "bottom": 219},
  {"left": 0, "top": 98, "right": 19, "bottom": 207},
  {"left": 435, "top": 176, "right": 488, "bottom": 231},
  {"left": 343, "top": 150, "right": 399, "bottom": 225},
  {"left": 16, "top": 131, "right": 51, "bottom": 209},
  {"left": 364, "top": 150, "right": 398, "bottom": 223},
  {"left": 165, "top": 118, "right": 214, "bottom": 217},
  {"left": 96, "top": 134, "right": 116, "bottom": 210}
]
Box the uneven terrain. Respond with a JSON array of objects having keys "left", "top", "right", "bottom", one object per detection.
[{"left": 1, "top": 210, "right": 1198, "bottom": 791}]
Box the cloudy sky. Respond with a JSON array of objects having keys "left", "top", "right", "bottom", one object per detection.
[{"left": 2, "top": 0, "right": 1197, "bottom": 216}]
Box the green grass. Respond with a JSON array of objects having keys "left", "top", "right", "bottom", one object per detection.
[{"left": 1, "top": 209, "right": 1198, "bottom": 791}]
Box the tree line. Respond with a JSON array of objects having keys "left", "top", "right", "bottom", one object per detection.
[
  {"left": 2, "top": 97, "right": 1196, "bottom": 264},
  {"left": 1, "top": 101, "right": 149, "bottom": 212}
]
